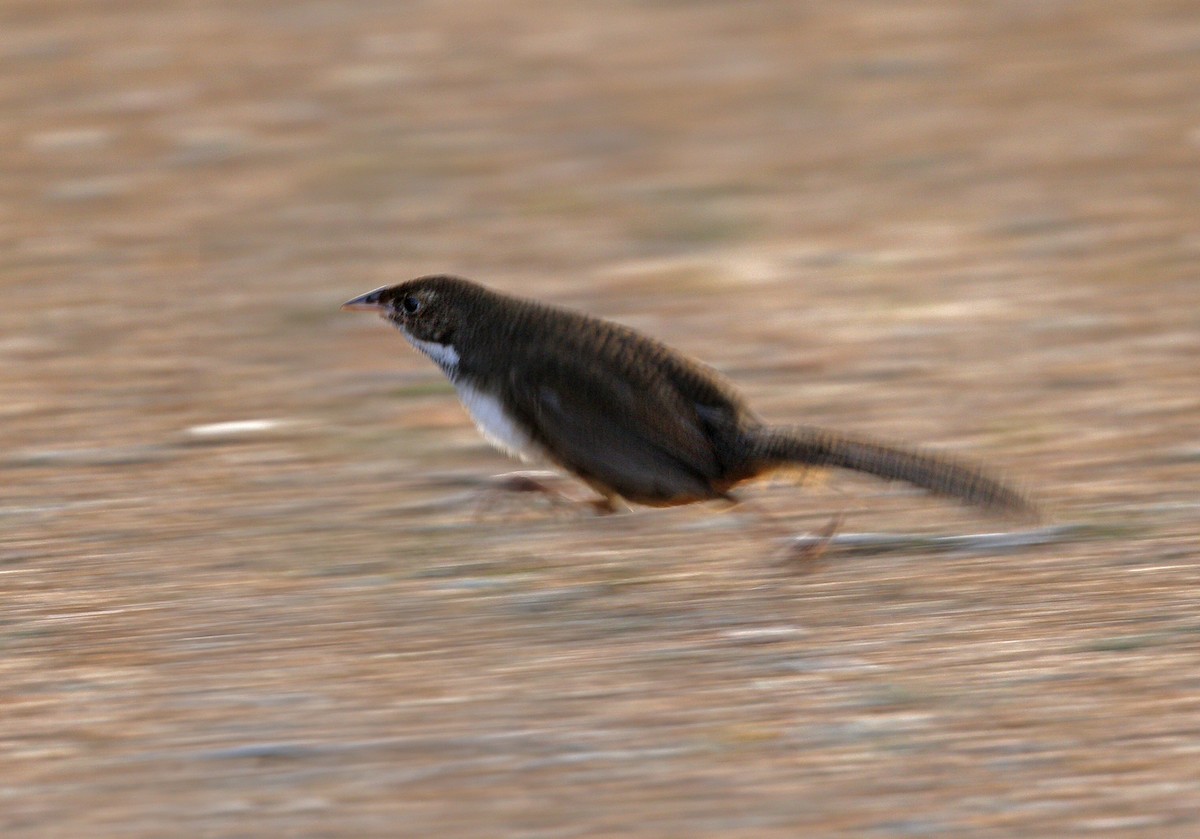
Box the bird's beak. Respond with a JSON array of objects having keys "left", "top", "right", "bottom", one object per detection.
[{"left": 341, "top": 287, "right": 389, "bottom": 312}]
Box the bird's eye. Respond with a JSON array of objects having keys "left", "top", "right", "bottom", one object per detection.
[{"left": 401, "top": 295, "right": 421, "bottom": 315}]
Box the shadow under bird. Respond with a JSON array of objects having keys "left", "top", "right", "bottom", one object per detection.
[{"left": 343, "top": 275, "right": 1035, "bottom": 520}]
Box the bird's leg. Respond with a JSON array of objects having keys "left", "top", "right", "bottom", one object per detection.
[
  {"left": 472, "top": 470, "right": 578, "bottom": 519},
  {"left": 472, "top": 472, "right": 626, "bottom": 519},
  {"left": 589, "top": 493, "right": 622, "bottom": 515},
  {"left": 729, "top": 493, "right": 847, "bottom": 569},
  {"left": 781, "top": 480, "right": 852, "bottom": 565},
  {"left": 782, "top": 510, "right": 845, "bottom": 565}
]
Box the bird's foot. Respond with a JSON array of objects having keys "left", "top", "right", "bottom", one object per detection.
[
  {"left": 777, "top": 511, "right": 846, "bottom": 568},
  {"left": 472, "top": 471, "right": 580, "bottom": 519},
  {"left": 588, "top": 494, "right": 625, "bottom": 515}
]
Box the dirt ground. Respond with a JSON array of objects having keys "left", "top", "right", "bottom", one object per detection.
[{"left": 2, "top": 1, "right": 1199, "bottom": 836}]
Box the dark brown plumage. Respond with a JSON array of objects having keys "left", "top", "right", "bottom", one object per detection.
[{"left": 343, "top": 275, "right": 1036, "bottom": 519}]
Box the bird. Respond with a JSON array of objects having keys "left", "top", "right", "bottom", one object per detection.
[{"left": 342, "top": 275, "right": 1036, "bottom": 520}]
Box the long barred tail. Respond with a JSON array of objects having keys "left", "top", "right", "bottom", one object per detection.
[{"left": 747, "top": 425, "right": 1038, "bottom": 520}]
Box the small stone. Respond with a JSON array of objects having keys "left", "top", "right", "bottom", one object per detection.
[
  {"left": 44, "top": 176, "right": 135, "bottom": 202},
  {"left": 4, "top": 445, "right": 174, "bottom": 468},
  {"left": 185, "top": 419, "right": 294, "bottom": 440},
  {"left": 27, "top": 128, "right": 113, "bottom": 152}
]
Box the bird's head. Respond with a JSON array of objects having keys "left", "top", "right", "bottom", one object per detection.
[{"left": 341, "top": 275, "right": 489, "bottom": 374}]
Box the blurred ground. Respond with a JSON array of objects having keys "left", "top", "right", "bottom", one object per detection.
[{"left": 2, "top": 1, "right": 1199, "bottom": 836}]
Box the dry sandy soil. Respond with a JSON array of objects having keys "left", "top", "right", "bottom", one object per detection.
[{"left": 2, "top": 1, "right": 1199, "bottom": 836}]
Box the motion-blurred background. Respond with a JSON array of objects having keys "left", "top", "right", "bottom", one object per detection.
[{"left": 3, "top": 1, "right": 1198, "bottom": 836}]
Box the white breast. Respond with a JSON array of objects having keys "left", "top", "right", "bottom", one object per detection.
[
  {"left": 397, "top": 328, "right": 540, "bottom": 462},
  {"left": 455, "top": 381, "right": 542, "bottom": 463}
]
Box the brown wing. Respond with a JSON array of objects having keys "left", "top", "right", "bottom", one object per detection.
[{"left": 501, "top": 353, "right": 727, "bottom": 506}]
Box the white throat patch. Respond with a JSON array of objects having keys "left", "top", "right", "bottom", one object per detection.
[{"left": 402, "top": 332, "right": 460, "bottom": 375}]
